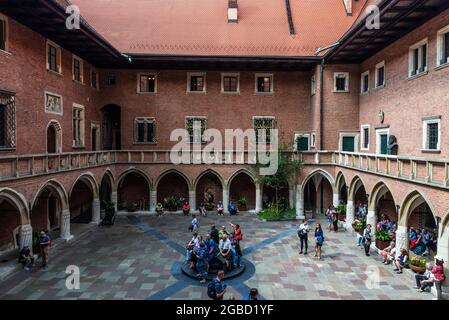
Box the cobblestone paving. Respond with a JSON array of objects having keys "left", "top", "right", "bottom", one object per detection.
[{"left": 0, "top": 213, "right": 432, "bottom": 300}]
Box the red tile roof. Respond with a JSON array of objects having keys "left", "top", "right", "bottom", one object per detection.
[{"left": 70, "top": 0, "right": 368, "bottom": 57}]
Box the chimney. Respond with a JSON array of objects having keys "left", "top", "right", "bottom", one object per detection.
[
  {"left": 343, "top": 0, "right": 353, "bottom": 16},
  {"left": 228, "top": 0, "right": 238, "bottom": 23}
]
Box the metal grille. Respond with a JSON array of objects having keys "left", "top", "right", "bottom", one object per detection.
[{"left": 0, "top": 93, "right": 16, "bottom": 149}]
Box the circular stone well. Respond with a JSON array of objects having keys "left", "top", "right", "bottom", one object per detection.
[{"left": 181, "top": 260, "right": 246, "bottom": 281}]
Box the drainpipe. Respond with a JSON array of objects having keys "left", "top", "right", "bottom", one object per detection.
[
  {"left": 316, "top": 42, "right": 339, "bottom": 151},
  {"left": 319, "top": 58, "right": 324, "bottom": 150}
]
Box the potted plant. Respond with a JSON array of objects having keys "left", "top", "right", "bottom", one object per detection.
[
  {"left": 127, "top": 202, "right": 138, "bottom": 212},
  {"left": 352, "top": 219, "right": 366, "bottom": 235},
  {"left": 237, "top": 196, "right": 247, "bottom": 211},
  {"left": 375, "top": 229, "right": 393, "bottom": 250},
  {"left": 337, "top": 203, "right": 346, "bottom": 221},
  {"left": 409, "top": 257, "right": 427, "bottom": 274},
  {"left": 103, "top": 200, "right": 115, "bottom": 215},
  {"left": 167, "top": 196, "right": 179, "bottom": 211}
]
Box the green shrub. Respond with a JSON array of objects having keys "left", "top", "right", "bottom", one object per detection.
[
  {"left": 409, "top": 257, "right": 427, "bottom": 268},
  {"left": 375, "top": 229, "right": 393, "bottom": 242},
  {"left": 258, "top": 206, "right": 296, "bottom": 221}
]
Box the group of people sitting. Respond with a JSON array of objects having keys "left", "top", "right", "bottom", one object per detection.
[
  {"left": 180, "top": 200, "right": 239, "bottom": 216},
  {"left": 186, "top": 224, "right": 243, "bottom": 283},
  {"left": 409, "top": 227, "right": 437, "bottom": 256},
  {"left": 355, "top": 202, "right": 368, "bottom": 220},
  {"left": 379, "top": 241, "right": 446, "bottom": 299}
]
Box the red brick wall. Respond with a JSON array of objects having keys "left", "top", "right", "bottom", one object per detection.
[
  {"left": 0, "top": 18, "right": 101, "bottom": 156},
  {"left": 358, "top": 8, "right": 449, "bottom": 158}
]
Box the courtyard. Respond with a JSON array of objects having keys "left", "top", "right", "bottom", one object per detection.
[{"left": 0, "top": 212, "right": 432, "bottom": 300}]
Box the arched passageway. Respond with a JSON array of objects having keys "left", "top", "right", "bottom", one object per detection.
[
  {"left": 195, "top": 171, "right": 223, "bottom": 211},
  {"left": 100, "top": 173, "right": 113, "bottom": 210},
  {"left": 0, "top": 199, "right": 21, "bottom": 253},
  {"left": 229, "top": 171, "right": 256, "bottom": 211},
  {"left": 117, "top": 171, "right": 150, "bottom": 211},
  {"left": 70, "top": 180, "right": 94, "bottom": 224},
  {"left": 262, "top": 184, "right": 289, "bottom": 210},
  {"left": 157, "top": 171, "right": 189, "bottom": 211},
  {"left": 303, "top": 171, "right": 334, "bottom": 218}
]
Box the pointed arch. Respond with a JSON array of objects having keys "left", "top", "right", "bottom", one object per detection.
[
  {"left": 194, "top": 169, "right": 225, "bottom": 190},
  {"left": 116, "top": 168, "right": 152, "bottom": 190},
  {"left": 348, "top": 175, "right": 367, "bottom": 202},
  {"left": 300, "top": 168, "right": 335, "bottom": 194},
  {"left": 101, "top": 168, "right": 115, "bottom": 190},
  {"left": 0, "top": 187, "right": 29, "bottom": 225},
  {"left": 399, "top": 190, "right": 437, "bottom": 227},
  {"left": 155, "top": 169, "right": 192, "bottom": 190},
  {"left": 70, "top": 172, "right": 99, "bottom": 199},
  {"left": 31, "top": 179, "right": 69, "bottom": 211},
  {"left": 227, "top": 168, "right": 256, "bottom": 189},
  {"left": 46, "top": 120, "right": 62, "bottom": 153},
  {"left": 335, "top": 171, "right": 347, "bottom": 191},
  {"left": 368, "top": 181, "right": 396, "bottom": 211}
]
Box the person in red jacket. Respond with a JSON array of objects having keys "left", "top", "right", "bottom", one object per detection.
[
  {"left": 432, "top": 256, "right": 446, "bottom": 300},
  {"left": 182, "top": 201, "right": 190, "bottom": 216}
]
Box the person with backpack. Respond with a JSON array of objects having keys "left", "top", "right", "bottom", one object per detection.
[
  {"left": 297, "top": 219, "right": 310, "bottom": 255},
  {"left": 314, "top": 223, "right": 324, "bottom": 259},
  {"left": 39, "top": 230, "right": 51, "bottom": 271},
  {"left": 207, "top": 270, "right": 227, "bottom": 300},
  {"left": 362, "top": 224, "right": 372, "bottom": 256}
]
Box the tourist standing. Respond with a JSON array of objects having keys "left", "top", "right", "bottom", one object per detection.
[
  {"left": 195, "top": 241, "right": 209, "bottom": 283},
  {"left": 190, "top": 214, "right": 199, "bottom": 232},
  {"left": 211, "top": 225, "right": 220, "bottom": 244},
  {"left": 231, "top": 223, "right": 243, "bottom": 244},
  {"left": 207, "top": 270, "right": 227, "bottom": 300},
  {"left": 39, "top": 230, "right": 51, "bottom": 271},
  {"left": 362, "top": 224, "right": 372, "bottom": 256},
  {"left": 205, "top": 233, "right": 216, "bottom": 269},
  {"left": 332, "top": 207, "right": 339, "bottom": 232},
  {"left": 432, "top": 256, "right": 446, "bottom": 300},
  {"left": 217, "top": 201, "right": 224, "bottom": 216},
  {"left": 314, "top": 223, "right": 324, "bottom": 259},
  {"left": 325, "top": 206, "right": 334, "bottom": 232},
  {"left": 199, "top": 203, "right": 207, "bottom": 217},
  {"left": 155, "top": 202, "right": 164, "bottom": 217},
  {"left": 297, "top": 219, "right": 310, "bottom": 255}
]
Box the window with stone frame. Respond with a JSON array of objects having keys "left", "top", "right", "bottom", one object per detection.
[
  {"left": 134, "top": 117, "right": 156, "bottom": 144},
  {"left": 253, "top": 117, "right": 276, "bottom": 144},
  {"left": 73, "top": 56, "right": 84, "bottom": 83},
  {"left": 437, "top": 25, "right": 449, "bottom": 67},
  {"left": 45, "top": 92, "right": 63, "bottom": 115},
  {"left": 0, "top": 91, "right": 16, "bottom": 150},
  {"left": 409, "top": 39, "right": 428, "bottom": 77},
  {"left": 187, "top": 73, "right": 206, "bottom": 92},
  {"left": 138, "top": 73, "right": 157, "bottom": 93},
  {"left": 255, "top": 74, "right": 273, "bottom": 93},
  {"left": 222, "top": 74, "right": 239, "bottom": 93},
  {"left": 333, "top": 72, "right": 349, "bottom": 92},
  {"left": 47, "top": 41, "right": 61, "bottom": 73},
  {"left": 375, "top": 61, "right": 385, "bottom": 88},
  {"left": 91, "top": 69, "right": 99, "bottom": 89},
  {"left": 185, "top": 117, "right": 207, "bottom": 144},
  {"left": 72, "top": 105, "right": 85, "bottom": 147},
  {"left": 361, "top": 71, "right": 369, "bottom": 93},
  {"left": 422, "top": 117, "right": 440, "bottom": 151}
]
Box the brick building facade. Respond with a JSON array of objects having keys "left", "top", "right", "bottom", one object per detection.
[{"left": 1, "top": 0, "right": 449, "bottom": 295}]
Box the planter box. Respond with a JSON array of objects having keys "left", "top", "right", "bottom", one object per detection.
[
  {"left": 338, "top": 215, "right": 346, "bottom": 222},
  {"left": 375, "top": 239, "right": 391, "bottom": 251},
  {"left": 352, "top": 226, "right": 364, "bottom": 235},
  {"left": 410, "top": 264, "right": 426, "bottom": 274}
]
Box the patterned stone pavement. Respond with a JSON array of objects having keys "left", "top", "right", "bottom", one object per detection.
[{"left": 0, "top": 212, "right": 432, "bottom": 300}]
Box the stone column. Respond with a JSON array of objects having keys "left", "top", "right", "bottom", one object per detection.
[
  {"left": 367, "top": 210, "right": 376, "bottom": 230},
  {"left": 289, "top": 186, "right": 295, "bottom": 209},
  {"left": 333, "top": 193, "right": 339, "bottom": 208},
  {"left": 345, "top": 200, "right": 355, "bottom": 229},
  {"left": 111, "top": 191, "right": 118, "bottom": 211},
  {"left": 91, "top": 198, "right": 101, "bottom": 224},
  {"left": 296, "top": 184, "right": 305, "bottom": 220},
  {"left": 255, "top": 183, "right": 262, "bottom": 213},
  {"left": 395, "top": 225, "right": 408, "bottom": 257},
  {"left": 223, "top": 189, "right": 229, "bottom": 214},
  {"left": 19, "top": 224, "right": 33, "bottom": 251},
  {"left": 189, "top": 190, "right": 196, "bottom": 211},
  {"left": 60, "top": 209, "right": 73, "bottom": 241},
  {"left": 150, "top": 191, "right": 157, "bottom": 212}
]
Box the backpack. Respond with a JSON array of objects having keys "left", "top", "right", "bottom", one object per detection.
[{"left": 207, "top": 280, "right": 217, "bottom": 299}]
